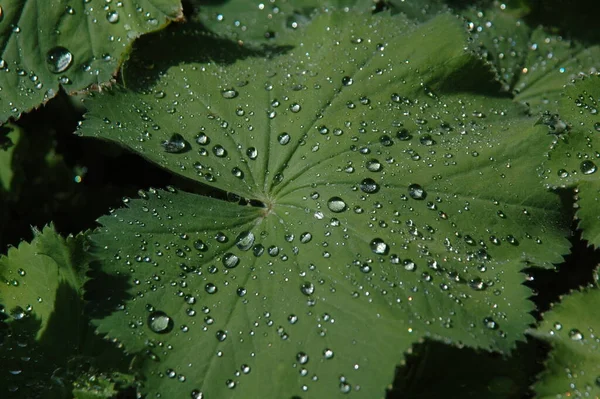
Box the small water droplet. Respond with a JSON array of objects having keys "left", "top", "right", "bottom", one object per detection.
[
  {"left": 327, "top": 197, "right": 347, "bottom": 213},
  {"left": 569, "top": 328, "right": 583, "bottom": 341},
  {"left": 342, "top": 76, "right": 353, "bottom": 86},
  {"left": 323, "top": 348, "right": 334, "bottom": 359},
  {"left": 366, "top": 159, "right": 383, "bottom": 172},
  {"left": 300, "top": 282, "right": 315, "bottom": 296},
  {"left": 216, "top": 330, "right": 228, "bottom": 342},
  {"left": 483, "top": 317, "right": 498, "bottom": 330},
  {"left": 46, "top": 47, "right": 73, "bottom": 74},
  {"left": 148, "top": 311, "right": 174, "bottom": 334},
  {"left": 221, "top": 88, "right": 238, "bottom": 99},
  {"left": 205, "top": 283, "right": 218, "bottom": 294},
  {"left": 106, "top": 11, "right": 119, "bottom": 23},
  {"left": 246, "top": 147, "right": 258, "bottom": 159},
  {"left": 370, "top": 238, "right": 389, "bottom": 255},
  {"left": 296, "top": 352, "right": 309, "bottom": 364},
  {"left": 408, "top": 184, "right": 426, "bottom": 200},
  {"left": 289, "top": 103, "right": 301, "bottom": 113},
  {"left": 278, "top": 132, "right": 291, "bottom": 145},
  {"left": 594, "top": 122, "right": 600, "bottom": 132}
]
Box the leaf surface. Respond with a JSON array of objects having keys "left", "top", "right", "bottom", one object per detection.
[
  {"left": 466, "top": 4, "right": 600, "bottom": 112},
  {"left": 540, "top": 75, "right": 600, "bottom": 246},
  {"left": 83, "top": 11, "right": 571, "bottom": 399},
  {"left": 530, "top": 286, "right": 600, "bottom": 398},
  {"left": 0, "top": 0, "right": 182, "bottom": 123}
]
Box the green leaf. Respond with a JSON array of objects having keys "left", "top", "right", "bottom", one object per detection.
[
  {"left": 540, "top": 75, "right": 600, "bottom": 246},
  {"left": 0, "top": 0, "right": 183, "bottom": 123},
  {"left": 83, "top": 11, "right": 571, "bottom": 398},
  {"left": 530, "top": 287, "right": 600, "bottom": 398},
  {"left": 465, "top": 4, "right": 600, "bottom": 112},
  {"left": 0, "top": 225, "right": 93, "bottom": 397},
  {"left": 194, "top": 0, "right": 371, "bottom": 43}
]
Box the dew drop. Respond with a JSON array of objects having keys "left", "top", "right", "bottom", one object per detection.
[
  {"left": 148, "top": 311, "right": 174, "bottom": 334},
  {"left": 360, "top": 178, "right": 380, "bottom": 193},
  {"left": 205, "top": 283, "right": 218, "bottom": 294},
  {"left": 296, "top": 352, "right": 309, "bottom": 364},
  {"left": 213, "top": 145, "right": 227, "bottom": 157},
  {"left": 569, "top": 328, "right": 583, "bottom": 341},
  {"left": 216, "top": 330, "right": 228, "bottom": 342},
  {"left": 366, "top": 159, "right": 383, "bottom": 172},
  {"left": 106, "top": 11, "right": 119, "bottom": 23},
  {"left": 162, "top": 133, "right": 190, "bottom": 153},
  {"left": 594, "top": 122, "right": 600, "bottom": 132},
  {"left": 341, "top": 76, "right": 353, "bottom": 86},
  {"left": 222, "top": 253, "right": 240, "bottom": 268},
  {"left": 246, "top": 147, "right": 258, "bottom": 159},
  {"left": 327, "top": 197, "right": 347, "bottom": 213},
  {"left": 323, "top": 348, "right": 334, "bottom": 359},
  {"left": 580, "top": 160, "right": 597, "bottom": 175},
  {"left": 300, "top": 282, "right": 315, "bottom": 296},
  {"left": 370, "top": 238, "right": 389, "bottom": 255},
  {"left": 408, "top": 184, "right": 426, "bottom": 200},
  {"left": 483, "top": 317, "right": 498, "bottom": 330},
  {"left": 278, "top": 132, "right": 291, "bottom": 145},
  {"left": 235, "top": 231, "right": 255, "bottom": 251},
  {"left": 221, "top": 88, "right": 238, "bottom": 99},
  {"left": 289, "top": 103, "right": 301, "bottom": 113},
  {"left": 46, "top": 47, "right": 73, "bottom": 74}
]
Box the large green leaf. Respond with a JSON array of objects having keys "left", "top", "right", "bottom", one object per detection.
[
  {"left": 530, "top": 286, "right": 600, "bottom": 398},
  {"left": 540, "top": 75, "right": 600, "bottom": 247},
  {"left": 0, "top": 0, "right": 183, "bottom": 123},
  {"left": 82, "top": 11, "right": 571, "bottom": 398}
]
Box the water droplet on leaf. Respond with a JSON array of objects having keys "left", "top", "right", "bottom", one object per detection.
[
  {"left": 46, "top": 47, "right": 73, "bottom": 74},
  {"left": 148, "top": 311, "right": 174, "bottom": 334}
]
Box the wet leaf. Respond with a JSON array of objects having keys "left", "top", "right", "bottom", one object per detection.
[
  {"left": 466, "top": 3, "right": 600, "bottom": 112},
  {"left": 0, "top": 0, "right": 183, "bottom": 123},
  {"left": 0, "top": 225, "right": 93, "bottom": 397},
  {"left": 82, "top": 11, "right": 570, "bottom": 398},
  {"left": 540, "top": 75, "right": 600, "bottom": 247},
  {"left": 530, "top": 286, "right": 600, "bottom": 398}
]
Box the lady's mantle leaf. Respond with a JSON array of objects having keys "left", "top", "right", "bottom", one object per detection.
[
  {"left": 540, "top": 75, "right": 600, "bottom": 246},
  {"left": 0, "top": 0, "right": 183, "bottom": 123},
  {"left": 466, "top": 4, "right": 600, "bottom": 112},
  {"left": 530, "top": 287, "right": 600, "bottom": 398},
  {"left": 83, "top": 11, "right": 570, "bottom": 399},
  {"left": 0, "top": 225, "right": 92, "bottom": 397}
]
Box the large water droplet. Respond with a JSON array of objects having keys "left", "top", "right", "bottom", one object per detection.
[
  {"left": 148, "top": 311, "right": 174, "bottom": 334},
  {"left": 580, "top": 160, "right": 597, "bottom": 175},
  {"left": 327, "top": 197, "right": 347, "bottom": 213},
  {"left": 278, "top": 132, "right": 291, "bottom": 145},
  {"left": 360, "top": 178, "right": 380, "bottom": 193},
  {"left": 46, "top": 47, "right": 73, "bottom": 74},
  {"left": 569, "top": 328, "right": 583, "bottom": 341},
  {"left": 162, "top": 133, "right": 190, "bottom": 153},
  {"left": 222, "top": 253, "right": 240, "bottom": 268},
  {"left": 341, "top": 76, "right": 353, "bottom": 86},
  {"left": 221, "top": 88, "right": 238, "bottom": 99},
  {"left": 366, "top": 159, "right": 383, "bottom": 172},
  {"left": 296, "top": 352, "right": 309, "bottom": 364},
  {"left": 408, "top": 184, "right": 426, "bottom": 200},
  {"left": 235, "top": 231, "right": 255, "bottom": 251},
  {"left": 106, "top": 11, "right": 119, "bottom": 23},
  {"left": 300, "top": 282, "right": 315, "bottom": 296},
  {"left": 370, "top": 238, "right": 389, "bottom": 255}
]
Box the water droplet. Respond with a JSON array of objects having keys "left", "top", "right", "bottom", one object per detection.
[
  {"left": 162, "top": 133, "right": 190, "bottom": 153},
  {"left": 342, "top": 76, "right": 353, "bottom": 86},
  {"left": 222, "top": 253, "right": 240, "bottom": 268},
  {"left": 580, "top": 160, "right": 597, "bottom": 175},
  {"left": 278, "top": 132, "right": 291, "bottom": 145},
  {"left": 221, "top": 88, "right": 238, "bottom": 99},
  {"left": 205, "top": 283, "right": 218, "bottom": 294},
  {"left": 594, "top": 122, "right": 600, "bottom": 132},
  {"left": 327, "top": 197, "right": 347, "bottom": 213},
  {"left": 370, "top": 238, "right": 389, "bottom": 255},
  {"left": 289, "top": 103, "right": 301, "bottom": 113},
  {"left": 246, "top": 147, "right": 258, "bottom": 159},
  {"left": 569, "top": 328, "right": 583, "bottom": 341},
  {"left": 296, "top": 352, "right": 309, "bottom": 364},
  {"left": 46, "top": 47, "right": 73, "bottom": 74},
  {"left": 148, "top": 311, "right": 174, "bottom": 334},
  {"left": 360, "top": 178, "right": 379, "bottom": 193},
  {"left": 483, "top": 317, "right": 498, "bottom": 330},
  {"left": 106, "top": 11, "right": 119, "bottom": 23},
  {"left": 300, "top": 232, "right": 312, "bottom": 243},
  {"left": 408, "top": 184, "right": 426, "bottom": 200},
  {"left": 366, "top": 159, "right": 383, "bottom": 172},
  {"left": 300, "top": 282, "right": 315, "bottom": 296},
  {"left": 235, "top": 231, "right": 255, "bottom": 251},
  {"left": 323, "top": 348, "right": 334, "bottom": 359},
  {"left": 216, "top": 330, "right": 228, "bottom": 342},
  {"left": 213, "top": 145, "right": 227, "bottom": 157}
]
